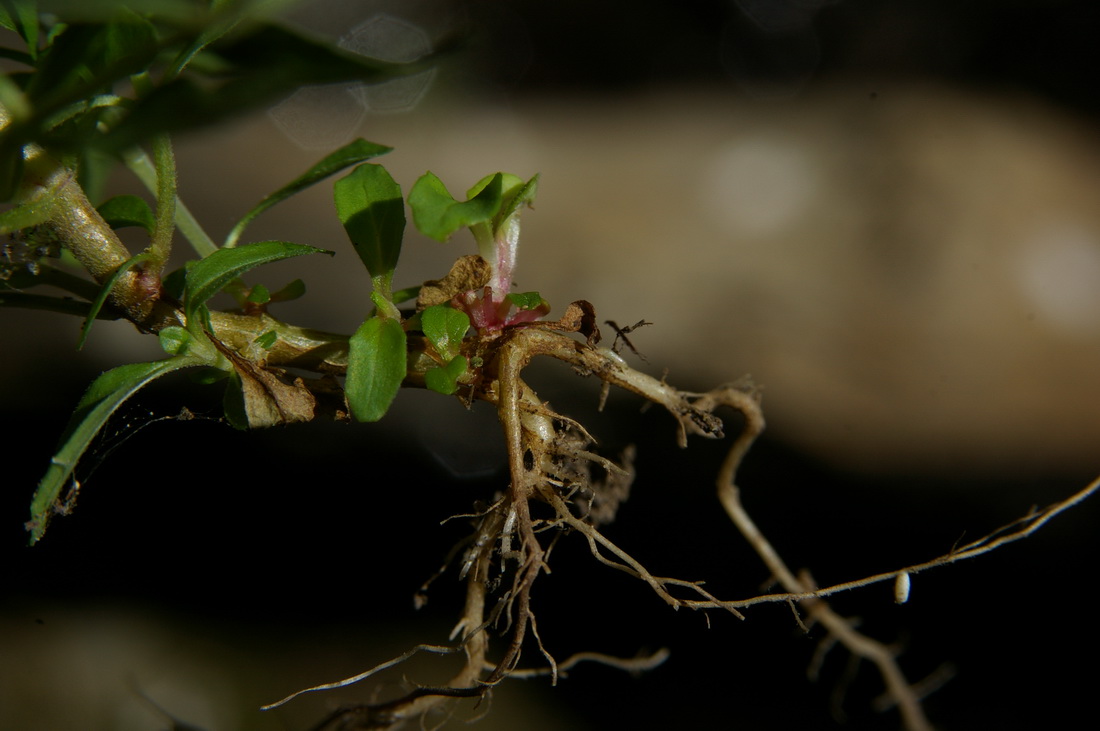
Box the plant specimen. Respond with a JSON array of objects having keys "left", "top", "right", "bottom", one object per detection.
[{"left": 2, "top": 3, "right": 1096, "bottom": 730}]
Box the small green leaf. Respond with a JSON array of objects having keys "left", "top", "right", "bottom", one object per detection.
[
  {"left": 498, "top": 174, "right": 539, "bottom": 224},
  {"left": 391, "top": 283, "right": 421, "bottom": 305},
  {"left": 408, "top": 171, "right": 503, "bottom": 242},
  {"left": 425, "top": 355, "right": 468, "bottom": 396},
  {"left": 157, "top": 325, "right": 193, "bottom": 355},
  {"left": 420, "top": 304, "right": 469, "bottom": 361},
  {"left": 26, "top": 355, "right": 201, "bottom": 544},
  {"left": 253, "top": 329, "right": 278, "bottom": 350},
  {"left": 346, "top": 315, "right": 406, "bottom": 422},
  {"left": 226, "top": 139, "right": 393, "bottom": 248},
  {"left": 467, "top": 172, "right": 539, "bottom": 232},
  {"left": 97, "top": 194, "right": 156, "bottom": 233},
  {"left": 467, "top": 172, "right": 524, "bottom": 200},
  {"left": 269, "top": 278, "right": 306, "bottom": 303},
  {"left": 507, "top": 291, "right": 548, "bottom": 311},
  {"left": 333, "top": 163, "right": 405, "bottom": 283},
  {"left": 246, "top": 283, "right": 270, "bottom": 304},
  {"left": 183, "top": 240, "right": 332, "bottom": 326}
]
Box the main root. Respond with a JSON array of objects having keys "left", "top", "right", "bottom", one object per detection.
[{"left": 263, "top": 325, "right": 1099, "bottom": 731}]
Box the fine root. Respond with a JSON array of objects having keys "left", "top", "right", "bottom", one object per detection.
[{"left": 264, "top": 325, "right": 1099, "bottom": 731}]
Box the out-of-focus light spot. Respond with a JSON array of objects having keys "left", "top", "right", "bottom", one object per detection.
[
  {"left": 267, "top": 83, "right": 367, "bottom": 150},
  {"left": 698, "top": 137, "right": 818, "bottom": 236},
  {"left": 267, "top": 14, "right": 434, "bottom": 149},
  {"left": 340, "top": 14, "right": 436, "bottom": 114},
  {"left": 1014, "top": 220, "right": 1100, "bottom": 338}
]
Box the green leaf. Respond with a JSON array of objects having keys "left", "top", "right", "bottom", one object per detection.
[
  {"left": 77, "top": 251, "right": 151, "bottom": 350},
  {"left": 269, "top": 278, "right": 305, "bottom": 303},
  {"left": 97, "top": 194, "right": 156, "bottom": 233},
  {"left": 26, "top": 354, "right": 200, "bottom": 544},
  {"left": 157, "top": 325, "right": 193, "bottom": 355},
  {"left": 0, "top": 1, "right": 39, "bottom": 55},
  {"left": 0, "top": 187, "right": 60, "bottom": 233},
  {"left": 408, "top": 172, "right": 503, "bottom": 242},
  {"left": 0, "top": 15, "right": 157, "bottom": 198},
  {"left": 25, "top": 14, "right": 159, "bottom": 118},
  {"left": 420, "top": 304, "right": 469, "bottom": 361},
  {"left": 162, "top": 0, "right": 248, "bottom": 79},
  {"left": 497, "top": 174, "right": 539, "bottom": 224},
  {"left": 162, "top": 264, "right": 187, "bottom": 299},
  {"left": 97, "top": 23, "right": 424, "bottom": 152},
  {"left": 183, "top": 240, "right": 332, "bottom": 326},
  {"left": 246, "top": 283, "right": 270, "bottom": 304},
  {"left": 507, "top": 291, "right": 548, "bottom": 311},
  {"left": 253, "top": 329, "right": 277, "bottom": 350},
  {"left": 467, "top": 172, "right": 538, "bottom": 225},
  {"left": 0, "top": 72, "right": 32, "bottom": 122},
  {"left": 333, "top": 162, "right": 405, "bottom": 283},
  {"left": 425, "top": 355, "right": 467, "bottom": 396},
  {"left": 391, "top": 283, "right": 420, "bottom": 305},
  {"left": 345, "top": 315, "right": 406, "bottom": 422},
  {"left": 226, "top": 139, "right": 392, "bottom": 248}
]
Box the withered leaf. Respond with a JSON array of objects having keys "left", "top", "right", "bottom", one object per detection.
[
  {"left": 549, "top": 300, "right": 601, "bottom": 346},
  {"left": 231, "top": 357, "right": 317, "bottom": 428},
  {"left": 417, "top": 254, "right": 492, "bottom": 310}
]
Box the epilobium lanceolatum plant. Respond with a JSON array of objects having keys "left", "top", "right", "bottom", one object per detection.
[{"left": 4, "top": 3, "right": 1096, "bottom": 731}]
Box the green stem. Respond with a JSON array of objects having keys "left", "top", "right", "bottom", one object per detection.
[
  {"left": 122, "top": 146, "right": 218, "bottom": 258},
  {"left": 148, "top": 134, "right": 176, "bottom": 272}
]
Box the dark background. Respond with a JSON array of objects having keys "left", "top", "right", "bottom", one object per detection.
[{"left": 5, "top": 1, "right": 1100, "bottom": 729}]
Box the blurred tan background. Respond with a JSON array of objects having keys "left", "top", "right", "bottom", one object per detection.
[{"left": 173, "top": 82, "right": 1100, "bottom": 476}]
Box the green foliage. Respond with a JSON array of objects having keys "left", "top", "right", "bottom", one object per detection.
[
  {"left": 420, "top": 304, "right": 471, "bottom": 395},
  {"left": 6, "top": 0, "right": 554, "bottom": 542},
  {"left": 157, "top": 324, "right": 194, "bottom": 355},
  {"left": 181, "top": 240, "right": 332, "bottom": 332},
  {"left": 424, "top": 354, "right": 467, "bottom": 395},
  {"left": 96, "top": 194, "right": 156, "bottom": 233},
  {"left": 0, "top": 0, "right": 422, "bottom": 200},
  {"left": 25, "top": 354, "right": 204, "bottom": 544},
  {"left": 408, "top": 171, "right": 504, "bottom": 243},
  {"left": 253, "top": 329, "right": 278, "bottom": 350},
  {"left": 467, "top": 172, "right": 538, "bottom": 236},
  {"left": 420, "top": 304, "right": 470, "bottom": 361},
  {"left": 346, "top": 315, "right": 407, "bottom": 423},
  {"left": 227, "top": 138, "right": 393, "bottom": 249},
  {"left": 334, "top": 162, "right": 405, "bottom": 296},
  {"left": 268, "top": 278, "right": 306, "bottom": 303},
  {"left": 0, "top": 1, "right": 40, "bottom": 62},
  {"left": 98, "top": 24, "right": 412, "bottom": 155},
  {"left": 76, "top": 251, "right": 152, "bottom": 349},
  {"left": 507, "top": 291, "right": 548, "bottom": 311}
]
